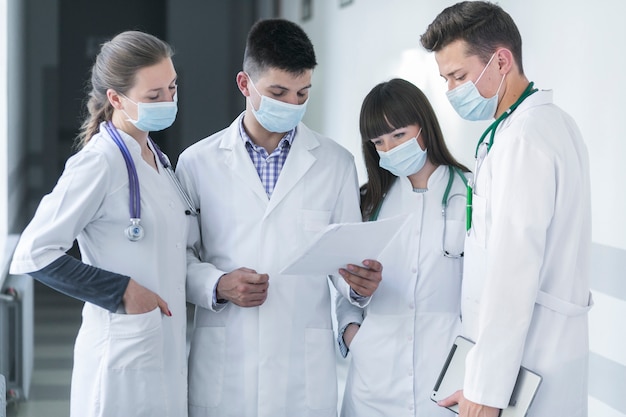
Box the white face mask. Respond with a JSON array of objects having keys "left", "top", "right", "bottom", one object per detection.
[
  {"left": 122, "top": 93, "right": 178, "bottom": 132},
  {"left": 246, "top": 74, "right": 308, "bottom": 133},
  {"left": 446, "top": 53, "right": 505, "bottom": 121},
  {"left": 376, "top": 128, "right": 427, "bottom": 177}
]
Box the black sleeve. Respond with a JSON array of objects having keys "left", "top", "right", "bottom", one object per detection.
[{"left": 29, "top": 254, "right": 130, "bottom": 313}]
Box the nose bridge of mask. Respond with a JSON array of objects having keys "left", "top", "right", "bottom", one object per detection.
[{"left": 381, "top": 128, "right": 423, "bottom": 155}]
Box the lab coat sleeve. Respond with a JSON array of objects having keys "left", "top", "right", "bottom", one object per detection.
[
  {"left": 335, "top": 288, "right": 365, "bottom": 356},
  {"left": 176, "top": 156, "right": 228, "bottom": 313},
  {"left": 11, "top": 149, "right": 111, "bottom": 273},
  {"left": 464, "top": 131, "right": 554, "bottom": 408}
]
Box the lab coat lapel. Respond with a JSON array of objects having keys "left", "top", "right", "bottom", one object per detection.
[
  {"left": 220, "top": 123, "right": 269, "bottom": 204},
  {"left": 265, "top": 125, "right": 318, "bottom": 216}
]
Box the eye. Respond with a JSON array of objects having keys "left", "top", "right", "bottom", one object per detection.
[
  {"left": 370, "top": 139, "right": 383, "bottom": 146},
  {"left": 454, "top": 74, "right": 466, "bottom": 81}
]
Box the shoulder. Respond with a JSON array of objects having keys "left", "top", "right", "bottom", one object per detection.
[
  {"left": 297, "top": 123, "right": 355, "bottom": 162},
  {"left": 179, "top": 125, "right": 233, "bottom": 163}
]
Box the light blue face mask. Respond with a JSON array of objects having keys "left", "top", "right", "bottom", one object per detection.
[
  {"left": 377, "top": 129, "right": 427, "bottom": 177},
  {"left": 247, "top": 74, "right": 308, "bottom": 133},
  {"left": 446, "top": 53, "right": 505, "bottom": 121},
  {"left": 122, "top": 92, "right": 178, "bottom": 132}
]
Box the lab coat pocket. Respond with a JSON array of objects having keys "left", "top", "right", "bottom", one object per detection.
[
  {"left": 304, "top": 327, "right": 337, "bottom": 410},
  {"left": 188, "top": 326, "right": 226, "bottom": 408},
  {"left": 347, "top": 315, "right": 402, "bottom": 393},
  {"left": 443, "top": 219, "right": 466, "bottom": 258},
  {"left": 470, "top": 193, "right": 487, "bottom": 248},
  {"left": 299, "top": 209, "right": 332, "bottom": 232},
  {"left": 99, "top": 307, "right": 167, "bottom": 416},
  {"left": 105, "top": 307, "right": 164, "bottom": 370}
]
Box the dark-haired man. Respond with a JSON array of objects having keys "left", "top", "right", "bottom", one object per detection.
[
  {"left": 177, "top": 18, "right": 382, "bottom": 417},
  {"left": 420, "top": 2, "right": 592, "bottom": 417}
]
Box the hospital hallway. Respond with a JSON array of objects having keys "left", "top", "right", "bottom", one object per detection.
[{"left": 6, "top": 281, "right": 80, "bottom": 417}]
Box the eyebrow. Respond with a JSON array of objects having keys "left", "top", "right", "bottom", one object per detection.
[
  {"left": 146, "top": 76, "right": 178, "bottom": 93},
  {"left": 267, "top": 83, "right": 312, "bottom": 92}
]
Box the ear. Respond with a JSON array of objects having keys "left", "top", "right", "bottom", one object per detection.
[
  {"left": 496, "top": 48, "right": 514, "bottom": 75},
  {"left": 236, "top": 71, "right": 251, "bottom": 97},
  {"left": 107, "top": 89, "right": 124, "bottom": 110}
]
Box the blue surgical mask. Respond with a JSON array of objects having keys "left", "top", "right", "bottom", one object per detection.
[
  {"left": 122, "top": 93, "right": 178, "bottom": 132},
  {"left": 446, "top": 53, "right": 505, "bottom": 121},
  {"left": 377, "top": 129, "right": 427, "bottom": 177},
  {"left": 247, "top": 74, "right": 308, "bottom": 133}
]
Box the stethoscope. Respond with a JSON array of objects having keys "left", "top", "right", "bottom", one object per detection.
[
  {"left": 103, "top": 121, "right": 199, "bottom": 242},
  {"left": 465, "top": 82, "right": 538, "bottom": 233},
  {"left": 370, "top": 165, "right": 468, "bottom": 258}
]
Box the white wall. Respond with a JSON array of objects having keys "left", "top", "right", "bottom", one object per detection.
[
  {"left": 281, "top": 1, "right": 626, "bottom": 415},
  {"left": 0, "top": 0, "right": 7, "bottom": 258}
]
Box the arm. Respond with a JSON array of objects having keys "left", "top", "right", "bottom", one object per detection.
[
  {"left": 465, "top": 135, "right": 554, "bottom": 408},
  {"left": 176, "top": 155, "right": 269, "bottom": 310},
  {"left": 14, "top": 151, "right": 170, "bottom": 315},
  {"left": 335, "top": 289, "right": 365, "bottom": 357}
]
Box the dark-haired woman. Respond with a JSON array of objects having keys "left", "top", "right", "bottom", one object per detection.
[{"left": 336, "top": 78, "right": 470, "bottom": 417}]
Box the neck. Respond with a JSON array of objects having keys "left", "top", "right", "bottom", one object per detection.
[
  {"left": 495, "top": 75, "right": 530, "bottom": 119},
  {"left": 111, "top": 111, "right": 149, "bottom": 148},
  {"left": 407, "top": 160, "right": 438, "bottom": 189},
  {"left": 242, "top": 109, "right": 285, "bottom": 153}
]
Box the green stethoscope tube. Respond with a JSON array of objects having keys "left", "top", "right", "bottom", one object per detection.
[{"left": 466, "top": 82, "right": 538, "bottom": 232}]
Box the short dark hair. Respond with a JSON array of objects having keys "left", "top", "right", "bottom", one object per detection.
[
  {"left": 420, "top": 1, "right": 524, "bottom": 73},
  {"left": 243, "top": 18, "right": 317, "bottom": 79},
  {"left": 359, "top": 78, "right": 469, "bottom": 220}
]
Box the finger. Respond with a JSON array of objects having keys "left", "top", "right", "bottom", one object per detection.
[
  {"left": 346, "top": 264, "right": 381, "bottom": 282},
  {"left": 362, "top": 259, "right": 383, "bottom": 272},
  {"left": 249, "top": 273, "right": 270, "bottom": 284},
  {"left": 438, "top": 390, "right": 462, "bottom": 407},
  {"left": 156, "top": 295, "right": 172, "bottom": 317}
]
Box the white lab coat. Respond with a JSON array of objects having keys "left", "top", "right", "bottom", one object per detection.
[
  {"left": 176, "top": 117, "right": 364, "bottom": 417},
  {"left": 10, "top": 123, "right": 189, "bottom": 417},
  {"left": 336, "top": 165, "right": 466, "bottom": 417},
  {"left": 462, "top": 90, "right": 592, "bottom": 416}
]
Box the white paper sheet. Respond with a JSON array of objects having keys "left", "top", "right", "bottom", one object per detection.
[{"left": 280, "top": 214, "right": 411, "bottom": 276}]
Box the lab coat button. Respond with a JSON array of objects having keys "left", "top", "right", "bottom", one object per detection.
[
  {"left": 411, "top": 268, "right": 417, "bottom": 274},
  {"left": 409, "top": 303, "right": 414, "bottom": 309},
  {"left": 409, "top": 404, "right": 414, "bottom": 411},
  {"left": 407, "top": 334, "right": 413, "bottom": 341}
]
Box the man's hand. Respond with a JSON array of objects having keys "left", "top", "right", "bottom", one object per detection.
[
  {"left": 438, "top": 390, "right": 500, "bottom": 417},
  {"left": 216, "top": 267, "right": 269, "bottom": 307},
  {"left": 123, "top": 278, "right": 171, "bottom": 316},
  {"left": 339, "top": 259, "right": 382, "bottom": 297}
]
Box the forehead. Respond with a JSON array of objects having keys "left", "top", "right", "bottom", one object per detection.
[
  {"left": 434, "top": 39, "right": 482, "bottom": 76},
  {"left": 132, "top": 58, "right": 176, "bottom": 89},
  {"left": 256, "top": 67, "right": 312, "bottom": 89}
]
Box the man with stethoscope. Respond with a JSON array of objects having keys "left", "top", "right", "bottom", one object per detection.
[{"left": 421, "top": 2, "right": 593, "bottom": 417}]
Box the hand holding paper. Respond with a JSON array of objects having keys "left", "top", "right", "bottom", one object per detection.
[{"left": 338, "top": 259, "right": 382, "bottom": 297}]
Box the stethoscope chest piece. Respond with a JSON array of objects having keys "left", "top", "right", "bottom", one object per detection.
[{"left": 125, "top": 218, "right": 144, "bottom": 242}]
